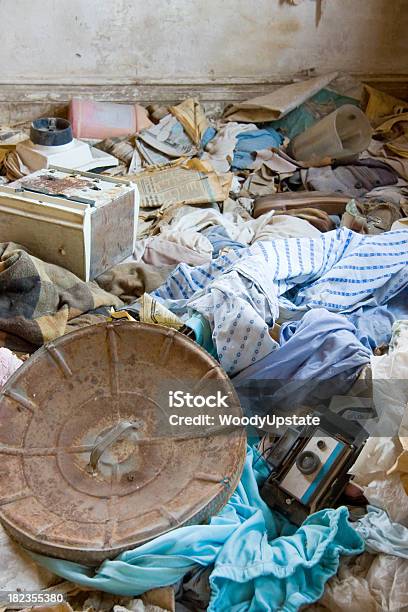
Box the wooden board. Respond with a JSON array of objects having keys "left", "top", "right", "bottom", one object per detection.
[{"left": 1, "top": 76, "right": 407, "bottom": 126}]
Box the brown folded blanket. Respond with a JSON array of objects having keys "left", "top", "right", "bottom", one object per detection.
[
  {"left": 0, "top": 242, "right": 122, "bottom": 351},
  {"left": 96, "top": 261, "right": 175, "bottom": 304}
]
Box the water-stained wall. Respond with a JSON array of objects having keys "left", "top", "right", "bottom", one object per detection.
[{"left": 0, "top": 0, "right": 406, "bottom": 123}]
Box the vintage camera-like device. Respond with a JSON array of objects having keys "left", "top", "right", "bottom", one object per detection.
[{"left": 260, "top": 416, "right": 367, "bottom": 525}]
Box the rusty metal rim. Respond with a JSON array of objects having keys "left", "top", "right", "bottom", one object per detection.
[
  {"left": 0, "top": 321, "right": 247, "bottom": 563},
  {"left": 2, "top": 446, "right": 246, "bottom": 564}
]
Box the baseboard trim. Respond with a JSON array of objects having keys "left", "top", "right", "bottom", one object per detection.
[{"left": 1, "top": 74, "right": 408, "bottom": 126}]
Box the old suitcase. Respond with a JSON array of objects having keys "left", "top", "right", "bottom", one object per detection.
[
  {"left": 0, "top": 166, "right": 139, "bottom": 281},
  {"left": 0, "top": 321, "right": 246, "bottom": 563}
]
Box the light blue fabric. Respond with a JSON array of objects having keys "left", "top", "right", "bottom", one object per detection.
[
  {"left": 201, "top": 126, "right": 217, "bottom": 148},
  {"left": 279, "top": 309, "right": 371, "bottom": 375},
  {"left": 202, "top": 226, "right": 246, "bottom": 257},
  {"left": 348, "top": 305, "right": 396, "bottom": 351},
  {"left": 233, "top": 309, "right": 371, "bottom": 409},
  {"left": 152, "top": 229, "right": 408, "bottom": 375},
  {"left": 232, "top": 129, "right": 283, "bottom": 169},
  {"left": 347, "top": 286, "right": 408, "bottom": 351},
  {"left": 29, "top": 447, "right": 364, "bottom": 611},
  {"left": 355, "top": 505, "right": 408, "bottom": 559},
  {"left": 386, "top": 285, "right": 408, "bottom": 320}
]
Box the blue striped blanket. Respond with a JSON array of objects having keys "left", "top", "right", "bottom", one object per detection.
[{"left": 153, "top": 228, "right": 408, "bottom": 375}]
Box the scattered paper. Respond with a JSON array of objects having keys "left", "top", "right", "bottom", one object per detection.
[
  {"left": 136, "top": 115, "right": 196, "bottom": 166},
  {"left": 139, "top": 293, "right": 184, "bottom": 330},
  {"left": 130, "top": 159, "right": 232, "bottom": 209},
  {"left": 169, "top": 98, "right": 209, "bottom": 145}
]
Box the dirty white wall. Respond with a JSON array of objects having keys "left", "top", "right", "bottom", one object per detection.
[
  {"left": 0, "top": 0, "right": 407, "bottom": 123},
  {"left": 1, "top": 0, "right": 407, "bottom": 83}
]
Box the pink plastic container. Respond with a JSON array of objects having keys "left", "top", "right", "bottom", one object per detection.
[{"left": 69, "top": 98, "right": 152, "bottom": 139}]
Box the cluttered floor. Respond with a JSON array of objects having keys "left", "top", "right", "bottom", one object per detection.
[{"left": 0, "top": 72, "right": 407, "bottom": 611}]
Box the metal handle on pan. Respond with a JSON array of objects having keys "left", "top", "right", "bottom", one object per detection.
[{"left": 86, "top": 420, "right": 141, "bottom": 474}]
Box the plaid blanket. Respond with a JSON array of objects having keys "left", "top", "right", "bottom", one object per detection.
[{"left": 0, "top": 243, "right": 122, "bottom": 351}]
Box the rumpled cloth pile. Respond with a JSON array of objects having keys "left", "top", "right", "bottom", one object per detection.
[
  {"left": 233, "top": 309, "right": 372, "bottom": 412},
  {"left": 306, "top": 552, "right": 408, "bottom": 612},
  {"left": 349, "top": 319, "right": 408, "bottom": 524},
  {"left": 152, "top": 228, "right": 408, "bottom": 375},
  {"left": 0, "top": 242, "right": 122, "bottom": 351},
  {"left": 29, "top": 446, "right": 364, "bottom": 612}
]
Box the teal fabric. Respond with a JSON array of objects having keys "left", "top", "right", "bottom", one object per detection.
[
  {"left": 265, "top": 88, "right": 360, "bottom": 140},
  {"left": 185, "top": 310, "right": 218, "bottom": 358},
  {"left": 29, "top": 447, "right": 364, "bottom": 611}
]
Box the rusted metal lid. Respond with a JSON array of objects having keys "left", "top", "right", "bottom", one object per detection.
[{"left": 0, "top": 322, "right": 246, "bottom": 564}]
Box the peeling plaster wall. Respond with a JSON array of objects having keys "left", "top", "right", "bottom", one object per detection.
[
  {"left": 0, "top": 0, "right": 407, "bottom": 125},
  {"left": 0, "top": 0, "right": 406, "bottom": 84}
]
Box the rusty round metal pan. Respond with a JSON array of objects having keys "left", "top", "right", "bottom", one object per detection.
[{"left": 0, "top": 321, "right": 246, "bottom": 564}]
